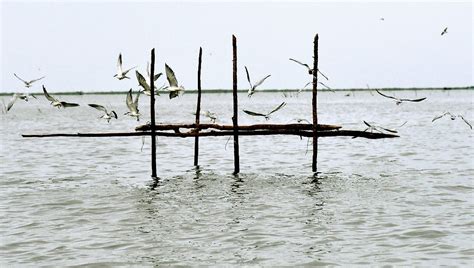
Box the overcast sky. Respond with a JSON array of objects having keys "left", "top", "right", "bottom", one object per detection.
[{"left": 1, "top": 0, "right": 472, "bottom": 92}]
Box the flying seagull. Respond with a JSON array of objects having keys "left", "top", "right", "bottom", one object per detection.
[
  {"left": 302, "top": 81, "right": 335, "bottom": 92},
  {"left": 164, "top": 64, "right": 185, "bottom": 99},
  {"left": 14, "top": 73, "right": 45, "bottom": 88},
  {"left": 432, "top": 112, "right": 472, "bottom": 129},
  {"left": 42, "top": 85, "right": 79, "bottom": 108},
  {"left": 114, "top": 53, "right": 136, "bottom": 80},
  {"left": 203, "top": 110, "right": 217, "bottom": 123},
  {"left": 136, "top": 70, "right": 163, "bottom": 96},
  {"left": 362, "top": 121, "right": 398, "bottom": 134},
  {"left": 124, "top": 89, "right": 141, "bottom": 121},
  {"left": 441, "top": 27, "right": 448, "bottom": 36},
  {"left": 375, "top": 89, "right": 426, "bottom": 105},
  {"left": 88, "top": 104, "right": 118, "bottom": 123},
  {"left": 289, "top": 58, "right": 329, "bottom": 80},
  {"left": 245, "top": 66, "right": 271, "bottom": 98},
  {"left": 243, "top": 102, "right": 286, "bottom": 120},
  {"left": 5, "top": 93, "right": 36, "bottom": 112}
]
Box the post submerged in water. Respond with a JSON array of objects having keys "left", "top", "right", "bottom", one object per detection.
[
  {"left": 312, "top": 34, "right": 319, "bottom": 173},
  {"left": 150, "top": 48, "right": 157, "bottom": 178},
  {"left": 232, "top": 35, "right": 240, "bottom": 174},
  {"left": 194, "top": 47, "right": 203, "bottom": 166}
]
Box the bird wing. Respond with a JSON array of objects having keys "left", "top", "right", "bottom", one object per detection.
[
  {"left": 88, "top": 103, "right": 108, "bottom": 113},
  {"left": 363, "top": 121, "right": 373, "bottom": 128},
  {"left": 111, "top": 110, "right": 118, "bottom": 119},
  {"left": 136, "top": 70, "right": 150, "bottom": 92},
  {"left": 318, "top": 82, "right": 334, "bottom": 92},
  {"left": 6, "top": 94, "right": 19, "bottom": 111},
  {"left": 268, "top": 102, "right": 286, "bottom": 115},
  {"left": 122, "top": 66, "right": 137, "bottom": 75},
  {"left": 13, "top": 73, "right": 28, "bottom": 84},
  {"left": 378, "top": 126, "right": 398, "bottom": 133},
  {"left": 253, "top": 74, "right": 271, "bottom": 89},
  {"left": 165, "top": 64, "right": 179, "bottom": 87},
  {"left": 42, "top": 86, "right": 58, "bottom": 103},
  {"left": 317, "top": 69, "right": 329, "bottom": 80},
  {"left": 400, "top": 97, "right": 427, "bottom": 102},
  {"left": 29, "top": 76, "right": 46, "bottom": 84},
  {"left": 432, "top": 112, "right": 450, "bottom": 122},
  {"left": 458, "top": 115, "right": 472, "bottom": 129},
  {"left": 289, "top": 58, "right": 310, "bottom": 70},
  {"left": 126, "top": 89, "right": 134, "bottom": 110},
  {"left": 133, "top": 90, "right": 140, "bottom": 110},
  {"left": 117, "top": 54, "right": 124, "bottom": 74},
  {"left": 60, "top": 102, "right": 79, "bottom": 108},
  {"left": 243, "top": 109, "right": 267, "bottom": 117},
  {"left": 375, "top": 89, "right": 398, "bottom": 100},
  {"left": 244, "top": 66, "right": 252, "bottom": 88},
  {"left": 153, "top": 73, "right": 162, "bottom": 81}
]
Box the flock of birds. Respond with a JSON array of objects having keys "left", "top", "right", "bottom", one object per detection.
[{"left": 3, "top": 26, "right": 471, "bottom": 131}]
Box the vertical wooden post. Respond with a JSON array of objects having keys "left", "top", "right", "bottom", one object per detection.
[
  {"left": 232, "top": 35, "right": 240, "bottom": 174},
  {"left": 150, "top": 48, "right": 157, "bottom": 178},
  {"left": 312, "top": 34, "right": 319, "bottom": 173},
  {"left": 194, "top": 47, "right": 203, "bottom": 166}
]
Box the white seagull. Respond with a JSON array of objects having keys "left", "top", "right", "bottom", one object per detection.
[
  {"left": 164, "top": 63, "right": 185, "bottom": 99},
  {"left": 432, "top": 112, "right": 472, "bottom": 129},
  {"left": 5, "top": 93, "right": 36, "bottom": 112},
  {"left": 114, "top": 53, "right": 136, "bottom": 80},
  {"left": 43, "top": 86, "right": 79, "bottom": 108},
  {"left": 245, "top": 66, "right": 271, "bottom": 98},
  {"left": 124, "top": 89, "right": 141, "bottom": 121},
  {"left": 243, "top": 102, "right": 286, "bottom": 120},
  {"left": 375, "top": 89, "right": 426, "bottom": 105},
  {"left": 289, "top": 58, "right": 329, "bottom": 80},
  {"left": 14, "top": 73, "right": 45, "bottom": 88},
  {"left": 136, "top": 70, "right": 163, "bottom": 96},
  {"left": 88, "top": 104, "right": 118, "bottom": 123}
]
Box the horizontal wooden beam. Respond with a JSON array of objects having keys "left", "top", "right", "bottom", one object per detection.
[
  {"left": 135, "top": 123, "right": 342, "bottom": 132},
  {"left": 22, "top": 129, "right": 398, "bottom": 139}
]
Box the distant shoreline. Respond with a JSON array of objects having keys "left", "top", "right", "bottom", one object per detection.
[{"left": 0, "top": 86, "right": 472, "bottom": 96}]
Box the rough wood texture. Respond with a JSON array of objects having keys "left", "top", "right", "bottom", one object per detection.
[{"left": 194, "top": 47, "right": 203, "bottom": 166}]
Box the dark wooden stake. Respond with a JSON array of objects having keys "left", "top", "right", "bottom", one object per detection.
[
  {"left": 232, "top": 35, "right": 240, "bottom": 174},
  {"left": 150, "top": 48, "right": 157, "bottom": 178},
  {"left": 194, "top": 47, "right": 203, "bottom": 166},
  {"left": 312, "top": 34, "right": 319, "bottom": 173}
]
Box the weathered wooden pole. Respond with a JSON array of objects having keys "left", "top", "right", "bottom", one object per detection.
[
  {"left": 194, "top": 47, "right": 203, "bottom": 166},
  {"left": 312, "top": 34, "right": 319, "bottom": 173},
  {"left": 232, "top": 35, "right": 240, "bottom": 174},
  {"left": 150, "top": 48, "right": 157, "bottom": 178}
]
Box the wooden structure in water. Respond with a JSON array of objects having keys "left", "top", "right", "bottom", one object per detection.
[{"left": 22, "top": 34, "right": 398, "bottom": 177}]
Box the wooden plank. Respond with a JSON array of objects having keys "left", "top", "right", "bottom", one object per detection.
[{"left": 135, "top": 123, "right": 342, "bottom": 132}]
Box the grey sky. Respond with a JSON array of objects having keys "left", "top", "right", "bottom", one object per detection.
[{"left": 1, "top": 0, "right": 472, "bottom": 92}]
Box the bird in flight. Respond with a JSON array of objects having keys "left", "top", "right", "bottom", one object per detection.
[
  {"left": 136, "top": 70, "right": 163, "bottom": 96},
  {"left": 43, "top": 86, "right": 79, "bottom": 108},
  {"left": 432, "top": 112, "right": 472, "bottom": 129},
  {"left": 245, "top": 66, "right": 271, "bottom": 98},
  {"left": 124, "top": 89, "right": 141, "bottom": 121},
  {"left": 302, "top": 81, "right": 335, "bottom": 92},
  {"left": 362, "top": 121, "right": 398, "bottom": 134},
  {"left": 14, "top": 73, "right": 45, "bottom": 88},
  {"left": 375, "top": 89, "right": 426, "bottom": 105},
  {"left": 243, "top": 102, "right": 286, "bottom": 120},
  {"left": 289, "top": 58, "right": 329, "bottom": 80},
  {"left": 114, "top": 53, "right": 136, "bottom": 80},
  {"left": 88, "top": 104, "right": 118, "bottom": 123},
  {"left": 441, "top": 27, "right": 448, "bottom": 36},
  {"left": 164, "top": 64, "right": 185, "bottom": 99},
  {"left": 5, "top": 93, "right": 36, "bottom": 112}
]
